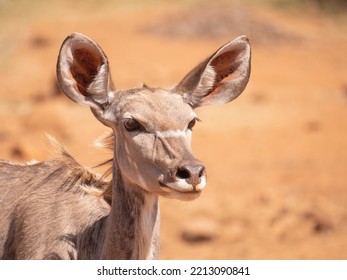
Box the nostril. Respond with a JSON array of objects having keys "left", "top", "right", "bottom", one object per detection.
[
  {"left": 198, "top": 166, "right": 205, "bottom": 178},
  {"left": 176, "top": 164, "right": 206, "bottom": 187},
  {"left": 176, "top": 164, "right": 205, "bottom": 181},
  {"left": 176, "top": 167, "right": 191, "bottom": 179}
]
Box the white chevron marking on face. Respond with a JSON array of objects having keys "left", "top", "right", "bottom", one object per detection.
[{"left": 154, "top": 130, "right": 186, "bottom": 138}]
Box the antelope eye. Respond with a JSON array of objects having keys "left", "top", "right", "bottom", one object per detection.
[
  {"left": 124, "top": 119, "right": 142, "bottom": 132},
  {"left": 187, "top": 118, "right": 196, "bottom": 130}
]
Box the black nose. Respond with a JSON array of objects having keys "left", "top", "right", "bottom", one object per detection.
[{"left": 176, "top": 163, "right": 205, "bottom": 187}]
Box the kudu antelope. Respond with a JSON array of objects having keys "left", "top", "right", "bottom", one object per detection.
[{"left": 0, "top": 33, "right": 251, "bottom": 259}]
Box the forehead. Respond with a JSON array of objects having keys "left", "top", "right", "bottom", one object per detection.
[{"left": 116, "top": 88, "right": 195, "bottom": 129}]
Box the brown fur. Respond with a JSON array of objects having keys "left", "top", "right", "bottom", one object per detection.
[{"left": 0, "top": 144, "right": 110, "bottom": 259}]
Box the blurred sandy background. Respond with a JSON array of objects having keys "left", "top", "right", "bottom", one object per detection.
[{"left": 0, "top": 0, "right": 347, "bottom": 259}]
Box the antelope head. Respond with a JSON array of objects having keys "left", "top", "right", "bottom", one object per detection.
[{"left": 56, "top": 33, "right": 251, "bottom": 201}]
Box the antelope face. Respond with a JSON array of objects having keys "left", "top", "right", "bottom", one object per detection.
[
  {"left": 57, "top": 33, "right": 251, "bottom": 201},
  {"left": 110, "top": 88, "right": 206, "bottom": 200}
]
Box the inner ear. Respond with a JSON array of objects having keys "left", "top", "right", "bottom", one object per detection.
[
  {"left": 175, "top": 36, "right": 251, "bottom": 108},
  {"left": 57, "top": 33, "right": 113, "bottom": 109},
  {"left": 211, "top": 50, "right": 242, "bottom": 86},
  {"left": 70, "top": 43, "right": 104, "bottom": 97}
]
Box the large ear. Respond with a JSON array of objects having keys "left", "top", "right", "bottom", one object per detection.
[
  {"left": 56, "top": 33, "right": 113, "bottom": 112},
  {"left": 175, "top": 36, "right": 251, "bottom": 108}
]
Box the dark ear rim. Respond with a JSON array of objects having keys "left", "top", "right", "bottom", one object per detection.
[
  {"left": 176, "top": 35, "right": 251, "bottom": 108},
  {"left": 56, "top": 32, "right": 112, "bottom": 110}
]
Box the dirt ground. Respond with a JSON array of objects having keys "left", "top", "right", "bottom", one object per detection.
[{"left": 0, "top": 0, "right": 347, "bottom": 259}]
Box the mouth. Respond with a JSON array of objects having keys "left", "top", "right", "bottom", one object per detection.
[
  {"left": 159, "top": 182, "right": 200, "bottom": 193},
  {"left": 158, "top": 177, "right": 206, "bottom": 200},
  {"left": 160, "top": 184, "right": 202, "bottom": 201}
]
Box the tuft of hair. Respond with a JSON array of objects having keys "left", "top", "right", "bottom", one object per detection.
[
  {"left": 46, "top": 134, "right": 112, "bottom": 204},
  {"left": 45, "top": 133, "right": 71, "bottom": 158},
  {"left": 93, "top": 132, "right": 114, "bottom": 151},
  {"left": 93, "top": 131, "right": 114, "bottom": 183}
]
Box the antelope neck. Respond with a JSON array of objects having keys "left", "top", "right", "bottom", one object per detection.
[{"left": 100, "top": 156, "right": 159, "bottom": 259}]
